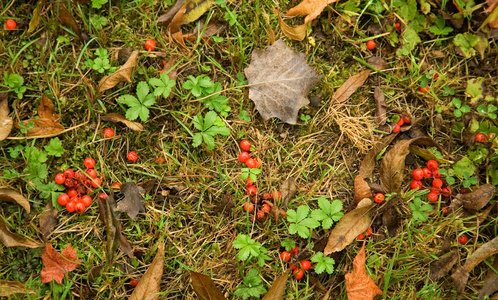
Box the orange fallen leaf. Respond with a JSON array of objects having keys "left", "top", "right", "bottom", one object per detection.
[
  {"left": 40, "top": 244, "right": 81, "bottom": 284},
  {"left": 285, "top": 0, "right": 341, "bottom": 25},
  {"left": 345, "top": 243, "right": 382, "bottom": 300},
  {"left": 331, "top": 70, "right": 371, "bottom": 104}
]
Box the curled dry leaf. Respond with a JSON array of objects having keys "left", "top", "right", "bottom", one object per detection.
[
  {"left": 262, "top": 268, "right": 292, "bottom": 300},
  {"left": 39, "top": 202, "right": 58, "bottom": 242},
  {"left": 285, "top": 0, "right": 341, "bottom": 25},
  {"left": 429, "top": 250, "right": 459, "bottom": 281},
  {"left": 0, "top": 218, "right": 43, "bottom": 248},
  {"left": 190, "top": 271, "right": 227, "bottom": 300},
  {"left": 157, "top": 0, "right": 186, "bottom": 26},
  {"left": 0, "top": 93, "right": 13, "bottom": 141},
  {"left": 359, "top": 134, "right": 397, "bottom": 179},
  {"left": 168, "top": 4, "right": 188, "bottom": 49},
  {"left": 0, "top": 280, "right": 35, "bottom": 297},
  {"left": 274, "top": 8, "right": 306, "bottom": 41},
  {"left": 100, "top": 194, "right": 120, "bottom": 265},
  {"left": 182, "top": 0, "right": 215, "bottom": 24},
  {"left": 244, "top": 39, "right": 322, "bottom": 124},
  {"left": 354, "top": 175, "right": 372, "bottom": 204},
  {"left": 98, "top": 51, "right": 139, "bottom": 94},
  {"left": 18, "top": 95, "right": 64, "bottom": 136},
  {"left": 58, "top": 4, "right": 88, "bottom": 42},
  {"left": 374, "top": 87, "right": 386, "bottom": 125},
  {"left": 101, "top": 113, "right": 144, "bottom": 131},
  {"left": 345, "top": 243, "right": 383, "bottom": 300},
  {"left": 116, "top": 182, "right": 146, "bottom": 220},
  {"left": 129, "top": 243, "right": 165, "bottom": 300},
  {"left": 454, "top": 184, "right": 495, "bottom": 212},
  {"left": 0, "top": 188, "right": 30, "bottom": 213},
  {"left": 331, "top": 70, "right": 371, "bottom": 104},
  {"left": 184, "top": 19, "right": 226, "bottom": 42},
  {"left": 478, "top": 255, "right": 498, "bottom": 300},
  {"left": 323, "top": 198, "right": 373, "bottom": 255},
  {"left": 280, "top": 178, "right": 297, "bottom": 209}
]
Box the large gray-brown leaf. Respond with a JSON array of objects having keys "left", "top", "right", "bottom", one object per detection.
[
  {"left": 430, "top": 250, "right": 459, "bottom": 280},
  {"left": 101, "top": 113, "right": 144, "bottom": 131},
  {"left": 478, "top": 255, "right": 498, "bottom": 300},
  {"left": 324, "top": 198, "right": 373, "bottom": 255},
  {"left": 39, "top": 202, "right": 58, "bottom": 242},
  {"left": 0, "top": 218, "right": 43, "bottom": 248},
  {"left": 244, "top": 39, "right": 322, "bottom": 124},
  {"left": 331, "top": 70, "right": 371, "bottom": 104},
  {"left": 116, "top": 182, "right": 145, "bottom": 220},
  {"left": 0, "top": 188, "right": 30, "bottom": 213},
  {"left": 0, "top": 93, "right": 13, "bottom": 140},
  {"left": 374, "top": 87, "right": 386, "bottom": 125},
  {"left": 359, "top": 134, "right": 397, "bottom": 179},
  {"left": 98, "top": 51, "right": 139, "bottom": 94},
  {"left": 129, "top": 243, "right": 165, "bottom": 300},
  {"left": 190, "top": 272, "right": 227, "bottom": 300},
  {"left": 354, "top": 175, "right": 372, "bottom": 204},
  {"left": 262, "top": 269, "right": 291, "bottom": 300},
  {"left": 458, "top": 184, "right": 495, "bottom": 211},
  {"left": 0, "top": 280, "right": 35, "bottom": 297}
]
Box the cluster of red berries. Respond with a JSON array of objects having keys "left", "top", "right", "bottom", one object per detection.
[
  {"left": 392, "top": 115, "right": 411, "bottom": 133},
  {"left": 280, "top": 247, "right": 311, "bottom": 280},
  {"left": 357, "top": 227, "right": 374, "bottom": 240},
  {"left": 410, "top": 160, "right": 452, "bottom": 202},
  {"left": 243, "top": 190, "right": 281, "bottom": 222},
  {"left": 238, "top": 140, "right": 262, "bottom": 169},
  {"left": 55, "top": 158, "right": 102, "bottom": 214},
  {"left": 476, "top": 133, "right": 488, "bottom": 143},
  {"left": 5, "top": 19, "right": 16, "bottom": 30}
]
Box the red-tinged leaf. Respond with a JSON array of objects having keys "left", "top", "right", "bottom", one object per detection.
[
  {"left": 262, "top": 269, "right": 291, "bottom": 300},
  {"left": 345, "top": 243, "right": 383, "bottom": 300},
  {"left": 129, "top": 243, "right": 165, "bottom": 300},
  {"left": 285, "top": 0, "right": 341, "bottom": 24},
  {"left": 331, "top": 70, "right": 371, "bottom": 104},
  {"left": 40, "top": 244, "right": 81, "bottom": 284},
  {"left": 0, "top": 280, "right": 35, "bottom": 297},
  {"left": 190, "top": 271, "right": 227, "bottom": 300}
]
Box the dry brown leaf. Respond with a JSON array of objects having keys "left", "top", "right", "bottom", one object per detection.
[
  {"left": 409, "top": 145, "right": 453, "bottom": 164},
  {"left": 274, "top": 8, "right": 306, "bottom": 41},
  {"left": 18, "top": 95, "right": 64, "bottom": 136},
  {"left": 374, "top": 87, "right": 386, "bottom": 125},
  {"left": 280, "top": 178, "right": 297, "bottom": 209},
  {"left": 41, "top": 244, "right": 81, "bottom": 284},
  {"left": 190, "top": 272, "right": 227, "bottom": 300},
  {"left": 478, "top": 255, "right": 498, "bottom": 300},
  {"left": 28, "top": 1, "right": 41, "bottom": 33},
  {"left": 359, "top": 134, "right": 397, "bottom": 179},
  {"left": 129, "top": 243, "right": 165, "bottom": 300},
  {"left": 0, "top": 218, "right": 43, "bottom": 248},
  {"left": 168, "top": 4, "right": 188, "bottom": 48},
  {"left": 0, "top": 188, "right": 30, "bottom": 213},
  {"left": 285, "top": 0, "right": 340, "bottom": 24},
  {"left": 158, "top": 0, "right": 187, "bottom": 26},
  {"left": 101, "top": 113, "right": 144, "bottom": 131},
  {"left": 429, "top": 250, "right": 459, "bottom": 281},
  {"left": 184, "top": 19, "right": 226, "bottom": 42},
  {"left": 382, "top": 205, "right": 400, "bottom": 237},
  {"left": 345, "top": 243, "right": 383, "bottom": 300},
  {"left": 262, "top": 269, "right": 291, "bottom": 300},
  {"left": 244, "top": 39, "right": 322, "bottom": 124},
  {"left": 456, "top": 184, "right": 495, "bottom": 211},
  {"left": 98, "top": 51, "right": 139, "bottom": 94},
  {"left": 0, "top": 93, "right": 13, "bottom": 141},
  {"left": 354, "top": 175, "right": 372, "bottom": 204},
  {"left": 214, "top": 192, "right": 235, "bottom": 213},
  {"left": 331, "top": 70, "right": 371, "bottom": 104},
  {"left": 58, "top": 4, "right": 87, "bottom": 42},
  {"left": 116, "top": 182, "right": 145, "bottom": 220},
  {"left": 0, "top": 280, "right": 35, "bottom": 297},
  {"left": 367, "top": 57, "right": 389, "bottom": 71},
  {"left": 323, "top": 198, "right": 372, "bottom": 255},
  {"left": 39, "top": 202, "right": 58, "bottom": 242}
]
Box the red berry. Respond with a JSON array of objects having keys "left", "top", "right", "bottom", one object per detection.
[
  {"left": 240, "top": 140, "right": 251, "bottom": 152},
  {"left": 442, "top": 187, "right": 452, "bottom": 197},
  {"left": 5, "top": 19, "right": 16, "bottom": 30},
  {"left": 75, "top": 170, "right": 86, "bottom": 181},
  {"left": 67, "top": 189, "right": 78, "bottom": 198},
  {"left": 441, "top": 206, "right": 449, "bottom": 215},
  {"left": 410, "top": 180, "right": 423, "bottom": 190},
  {"left": 402, "top": 116, "right": 411, "bottom": 124},
  {"left": 357, "top": 233, "right": 365, "bottom": 239},
  {"left": 395, "top": 22, "right": 401, "bottom": 31},
  {"left": 430, "top": 188, "right": 440, "bottom": 195},
  {"left": 156, "top": 157, "right": 166, "bottom": 164},
  {"left": 127, "top": 151, "right": 138, "bottom": 162},
  {"left": 397, "top": 118, "right": 405, "bottom": 126},
  {"left": 427, "top": 160, "right": 438, "bottom": 171},
  {"left": 300, "top": 260, "right": 312, "bottom": 271},
  {"left": 256, "top": 210, "right": 266, "bottom": 221},
  {"left": 243, "top": 202, "right": 254, "bottom": 212},
  {"left": 261, "top": 193, "right": 271, "bottom": 200},
  {"left": 392, "top": 123, "right": 401, "bottom": 133},
  {"left": 280, "top": 251, "right": 291, "bottom": 262},
  {"left": 245, "top": 158, "right": 257, "bottom": 168},
  {"left": 238, "top": 151, "right": 250, "bottom": 163},
  {"left": 432, "top": 178, "right": 443, "bottom": 189},
  {"left": 254, "top": 157, "right": 262, "bottom": 168},
  {"left": 103, "top": 128, "right": 115, "bottom": 138},
  {"left": 374, "top": 193, "right": 385, "bottom": 204},
  {"left": 457, "top": 234, "right": 468, "bottom": 245},
  {"left": 84, "top": 157, "right": 96, "bottom": 169},
  {"left": 261, "top": 204, "right": 271, "bottom": 213},
  {"left": 419, "top": 86, "right": 429, "bottom": 93},
  {"left": 58, "top": 194, "right": 70, "bottom": 206},
  {"left": 66, "top": 201, "right": 76, "bottom": 212},
  {"left": 75, "top": 202, "right": 86, "bottom": 214},
  {"left": 460, "top": 187, "right": 469, "bottom": 194},
  {"left": 432, "top": 169, "right": 441, "bottom": 178},
  {"left": 86, "top": 169, "right": 98, "bottom": 179},
  {"left": 366, "top": 227, "right": 373, "bottom": 236},
  {"left": 290, "top": 246, "right": 299, "bottom": 256},
  {"left": 245, "top": 177, "right": 254, "bottom": 186},
  {"left": 99, "top": 193, "right": 108, "bottom": 200},
  {"left": 412, "top": 169, "right": 424, "bottom": 181},
  {"left": 272, "top": 191, "right": 282, "bottom": 201},
  {"left": 91, "top": 178, "right": 102, "bottom": 188},
  {"left": 428, "top": 192, "right": 439, "bottom": 202},
  {"left": 290, "top": 264, "right": 297, "bottom": 271},
  {"left": 130, "top": 278, "right": 139, "bottom": 287},
  {"left": 293, "top": 269, "right": 304, "bottom": 280},
  {"left": 366, "top": 40, "right": 376, "bottom": 50},
  {"left": 422, "top": 168, "right": 432, "bottom": 178},
  {"left": 55, "top": 173, "right": 66, "bottom": 184},
  {"left": 246, "top": 185, "right": 257, "bottom": 196},
  {"left": 63, "top": 169, "right": 75, "bottom": 178},
  {"left": 144, "top": 39, "right": 156, "bottom": 51},
  {"left": 476, "top": 133, "right": 488, "bottom": 142},
  {"left": 112, "top": 182, "right": 121, "bottom": 189},
  {"left": 80, "top": 195, "right": 92, "bottom": 207}
]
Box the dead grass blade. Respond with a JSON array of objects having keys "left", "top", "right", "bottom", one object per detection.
[
  {"left": 331, "top": 70, "right": 371, "bottom": 104},
  {"left": 190, "top": 272, "right": 227, "bottom": 300},
  {"left": 129, "top": 243, "right": 165, "bottom": 300}
]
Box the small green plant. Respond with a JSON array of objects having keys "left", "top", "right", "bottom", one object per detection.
[
  {"left": 149, "top": 73, "right": 176, "bottom": 98},
  {"left": 241, "top": 167, "right": 262, "bottom": 183},
  {"left": 183, "top": 75, "right": 231, "bottom": 117},
  {"left": 451, "top": 98, "right": 470, "bottom": 117},
  {"left": 233, "top": 234, "right": 271, "bottom": 267},
  {"left": 311, "top": 252, "right": 335, "bottom": 274},
  {"left": 234, "top": 268, "right": 267, "bottom": 299},
  {"left": 92, "top": 0, "right": 108, "bottom": 9},
  {"left": 90, "top": 15, "right": 107, "bottom": 30},
  {"left": 310, "top": 198, "right": 343, "bottom": 229},
  {"left": 453, "top": 33, "right": 486, "bottom": 59},
  {"left": 117, "top": 82, "right": 156, "bottom": 122},
  {"left": 461, "top": 172, "right": 478, "bottom": 188},
  {"left": 183, "top": 75, "right": 214, "bottom": 97},
  {"left": 409, "top": 197, "right": 433, "bottom": 222},
  {"left": 477, "top": 103, "right": 497, "bottom": 119},
  {"left": 300, "top": 114, "right": 311, "bottom": 124},
  {"left": 3, "top": 73, "right": 27, "bottom": 99},
  {"left": 192, "top": 111, "right": 230, "bottom": 150},
  {"left": 238, "top": 109, "right": 251, "bottom": 122},
  {"left": 44, "top": 137, "right": 65, "bottom": 157},
  {"left": 429, "top": 17, "right": 453, "bottom": 35},
  {"left": 287, "top": 205, "right": 320, "bottom": 238},
  {"left": 281, "top": 238, "right": 296, "bottom": 251},
  {"left": 84, "top": 48, "right": 116, "bottom": 74},
  {"left": 442, "top": 86, "right": 455, "bottom": 96}
]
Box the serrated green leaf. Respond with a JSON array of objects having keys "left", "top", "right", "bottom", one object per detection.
[
  {"left": 118, "top": 94, "right": 140, "bottom": 107},
  {"left": 202, "top": 133, "right": 216, "bottom": 150},
  {"left": 287, "top": 209, "right": 297, "bottom": 223},
  {"left": 136, "top": 81, "right": 150, "bottom": 102},
  {"left": 44, "top": 138, "right": 65, "bottom": 157},
  {"left": 281, "top": 238, "right": 295, "bottom": 251},
  {"left": 300, "top": 217, "right": 320, "bottom": 228},
  {"left": 203, "top": 111, "right": 218, "bottom": 130},
  {"left": 192, "top": 133, "right": 203, "bottom": 147},
  {"left": 310, "top": 209, "right": 328, "bottom": 221},
  {"left": 322, "top": 218, "right": 333, "bottom": 229},
  {"left": 125, "top": 106, "right": 141, "bottom": 121},
  {"left": 295, "top": 205, "right": 310, "bottom": 222}
]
